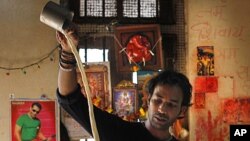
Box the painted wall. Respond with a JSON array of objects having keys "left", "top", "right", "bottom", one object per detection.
[
  {"left": 1, "top": 0, "right": 250, "bottom": 140},
  {"left": 187, "top": 0, "right": 250, "bottom": 140},
  {"left": 0, "top": 0, "right": 59, "bottom": 140}
]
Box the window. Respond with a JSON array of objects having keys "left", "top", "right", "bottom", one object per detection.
[
  {"left": 80, "top": 0, "right": 117, "bottom": 17},
  {"left": 78, "top": 36, "right": 112, "bottom": 63},
  {"left": 123, "top": 0, "right": 158, "bottom": 18},
  {"left": 140, "top": 0, "right": 157, "bottom": 18},
  {"left": 123, "top": 0, "right": 138, "bottom": 18},
  {"left": 69, "top": 0, "right": 175, "bottom": 24},
  {"left": 105, "top": 0, "right": 117, "bottom": 17},
  {"left": 80, "top": 0, "right": 158, "bottom": 18},
  {"left": 79, "top": 48, "right": 109, "bottom": 63}
]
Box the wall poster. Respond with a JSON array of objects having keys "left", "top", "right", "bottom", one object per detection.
[
  {"left": 197, "top": 46, "right": 214, "bottom": 76},
  {"left": 77, "top": 62, "right": 112, "bottom": 110},
  {"left": 114, "top": 24, "right": 163, "bottom": 71},
  {"left": 137, "top": 70, "right": 158, "bottom": 109},
  {"left": 10, "top": 99, "right": 57, "bottom": 141},
  {"left": 113, "top": 88, "right": 138, "bottom": 118}
]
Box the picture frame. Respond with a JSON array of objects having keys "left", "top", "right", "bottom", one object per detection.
[
  {"left": 76, "top": 62, "right": 111, "bottom": 110},
  {"left": 113, "top": 88, "right": 137, "bottom": 117},
  {"left": 114, "top": 24, "right": 163, "bottom": 72},
  {"left": 10, "top": 99, "right": 58, "bottom": 141},
  {"left": 137, "top": 70, "right": 158, "bottom": 109}
]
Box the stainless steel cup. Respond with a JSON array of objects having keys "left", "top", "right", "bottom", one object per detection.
[{"left": 40, "top": 1, "right": 74, "bottom": 32}]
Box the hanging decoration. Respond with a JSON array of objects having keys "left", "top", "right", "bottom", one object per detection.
[
  {"left": 126, "top": 34, "right": 154, "bottom": 65},
  {"left": 0, "top": 46, "right": 58, "bottom": 75},
  {"left": 114, "top": 24, "right": 163, "bottom": 72}
]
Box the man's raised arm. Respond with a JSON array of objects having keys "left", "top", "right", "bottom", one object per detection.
[{"left": 56, "top": 25, "right": 79, "bottom": 96}]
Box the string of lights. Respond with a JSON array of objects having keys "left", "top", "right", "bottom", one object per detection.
[{"left": 0, "top": 46, "right": 59, "bottom": 75}]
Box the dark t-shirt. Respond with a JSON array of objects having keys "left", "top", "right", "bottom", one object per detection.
[{"left": 57, "top": 85, "right": 178, "bottom": 141}]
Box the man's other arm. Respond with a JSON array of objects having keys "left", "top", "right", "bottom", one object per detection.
[{"left": 14, "top": 124, "right": 22, "bottom": 141}]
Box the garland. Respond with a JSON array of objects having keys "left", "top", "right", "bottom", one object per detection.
[{"left": 0, "top": 46, "right": 58, "bottom": 75}]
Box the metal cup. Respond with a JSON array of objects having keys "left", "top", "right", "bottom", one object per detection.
[{"left": 40, "top": 1, "right": 74, "bottom": 32}]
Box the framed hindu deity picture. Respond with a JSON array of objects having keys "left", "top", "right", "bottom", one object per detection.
[
  {"left": 76, "top": 62, "right": 112, "bottom": 110},
  {"left": 113, "top": 88, "right": 137, "bottom": 118},
  {"left": 10, "top": 99, "right": 57, "bottom": 141},
  {"left": 114, "top": 24, "right": 163, "bottom": 72},
  {"left": 137, "top": 70, "right": 158, "bottom": 109}
]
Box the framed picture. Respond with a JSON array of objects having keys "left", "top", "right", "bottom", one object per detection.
[
  {"left": 137, "top": 71, "right": 158, "bottom": 109},
  {"left": 113, "top": 88, "right": 137, "bottom": 117},
  {"left": 10, "top": 99, "right": 57, "bottom": 141},
  {"left": 114, "top": 24, "right": 163, "bottom": 71},
  {"left": 77, "top": 62, "right": 111, "bottom": 110}
]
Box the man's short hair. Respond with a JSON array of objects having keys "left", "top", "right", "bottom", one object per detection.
[
  {"left": 32, "top": 102, "right": 42, "bottom": 110},
  {"left": 147, "top": 70, "right": 192, "bottom": 107}
]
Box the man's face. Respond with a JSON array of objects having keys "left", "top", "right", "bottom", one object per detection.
[
  {"left": 147, "top": 84, "right": 186, "bottom": 130},
  {"left": 30, "top": 105, "right": 41, "bottom": 118}
]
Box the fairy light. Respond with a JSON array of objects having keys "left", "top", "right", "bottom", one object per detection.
[
  {"left": 50, "top": 55, "right": 54, "bottom": 61},
  {"left": 0, "top": 46, "right": 58, "bottom": 75},
  {"left": 22, "top": 69, "right": 27, "bottom": 74}
]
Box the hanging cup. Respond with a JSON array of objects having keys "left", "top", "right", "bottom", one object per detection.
[{"left": 40, "top": 1, "right": 74, "bottom": 32}]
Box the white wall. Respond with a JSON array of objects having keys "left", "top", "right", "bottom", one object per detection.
[
  {"left": 0, "top": 0, "right": 59, "bottom": 140},
  {"left": 2, "top": 0, "right": 250, "bottom": 140},
  {"left": 187, "top": 0, "right": 250, "bottom": 140}
]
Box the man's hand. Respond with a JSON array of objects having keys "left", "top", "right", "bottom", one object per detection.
[
  {"left": 45, "top": 136, "right": 52, "bottom": 141},
  {"left": 56, "top": 23, "right": 79, "bottom": 53}
]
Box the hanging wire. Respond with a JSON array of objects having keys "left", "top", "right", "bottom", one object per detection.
[{"left": 0, "top": 46, "right": 58, "bottom": 71}]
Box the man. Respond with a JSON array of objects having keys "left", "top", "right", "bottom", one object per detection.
[
  {"left": 15, "top": 102, "right": 51, "bottom": 141},
  {"left": 56, "top": 26, "right": 192, "bottom": 141}
]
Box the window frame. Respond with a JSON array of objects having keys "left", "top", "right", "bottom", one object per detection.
[{"left": 67, "top": 0, "right": 176, "bottom": 24}]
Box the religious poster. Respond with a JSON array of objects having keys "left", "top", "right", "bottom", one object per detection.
[
  {"left": 113, "top": 88, "right": 137, "bottom": 118},
  {"left": 10, "top": 99, "right": 57, "bottom": 141},
  {"left": 137, "top": 70, "right": 158, "bottom": 109},
  {"left": 197, "top": 46, "right": 214, "bottom": 76},
  {"left": 77, "top": 62, "right": 111, "bottom": 110},
  {"left": 114, "top": 24, "right": 163, "bottom": 71}
]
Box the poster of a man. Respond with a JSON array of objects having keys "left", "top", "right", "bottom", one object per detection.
[{"left": 11, "top": 100, "right": 57, "bottom": 141}]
